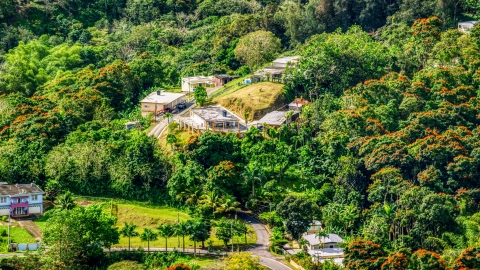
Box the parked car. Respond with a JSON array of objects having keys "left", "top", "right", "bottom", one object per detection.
[
  {"left": 164, "top": 108, "right": 172, "bottom": 113},
  {"left": 177, "top": 103, "right": 185, "bottom": 109}
]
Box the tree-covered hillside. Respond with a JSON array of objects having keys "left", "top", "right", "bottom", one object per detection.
[{"left": 1, "top": 0, "right": 480, "bottom": 269}]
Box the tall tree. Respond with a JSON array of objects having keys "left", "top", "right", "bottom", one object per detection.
[
  {"left": 140, "top": 228, "right": 158, "bottom": 253},
  {"left": 120, "top": 222, "right": 139, "bottom": 251},
  {"left": 234, "top": 30, "right": 281, "bottom": 72},
  {"left": 276, "top": 195, "right": 319, "bottom": 240},
  {"left": 41, "top": 204, "right": 119, "bottom": 269},
  {"left": 157, "top": 223, "right": 176, "bottom": 252}
]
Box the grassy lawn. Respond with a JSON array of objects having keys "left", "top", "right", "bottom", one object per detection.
[
  {"left": 41, "top": 198, "right": 257, "bottom": 251},
  {"left": 0, "top": 225, "right": 36, "bottom": 244},
  {"left": 113, "top": 203, "right": 256, "bottom": 250},
  {"left": 209, "top": 76, "right": 250, "bottom": 99},
  {"left": 175, "top": 256, "right": 223, "bottom": 268},
  {"left": 213, "top": 82, "right": 285, "bottom": 120},
  {"left": 33, "top": 215, "right": 49, "bottom": 232}
]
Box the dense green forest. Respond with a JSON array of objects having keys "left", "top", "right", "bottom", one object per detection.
[{"left": 1, "top": 0, "right": 480, "bottom": 269}]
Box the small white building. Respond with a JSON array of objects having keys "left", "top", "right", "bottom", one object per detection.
[
  {"left": 0, "top": 183, "right": 45, "bottom": 217},
  {"left": 303, "top": 233, "right": 343, "bottom": 250},
  {"left": 181, "top": 76, "right": 214, "bottom": 92},
  {"left": 273, "top": 56, "right": 301, "bottom": 68},
  {"left": 140, "top": 90, "right": 186, "bottom": 116},
  {"left": 303, "top": 233, "right": 344, "bottom": 265},
  {"left": 458, "top": 21, "right": 479, "bottom": 33}
]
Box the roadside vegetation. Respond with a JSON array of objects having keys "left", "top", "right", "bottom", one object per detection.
[{"left": 0, "top": 0, "right": 480, "bottom": 269}]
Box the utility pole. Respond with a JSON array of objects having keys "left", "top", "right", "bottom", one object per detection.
[
  {"left": 177, "top": 211, "right": 180, "bottom": 247},
  {"left": 231, "top": 221, "right": 234, "bottom": 253},
  {"left": 8, "top": 214, "right": 11, "bottom": 249}
]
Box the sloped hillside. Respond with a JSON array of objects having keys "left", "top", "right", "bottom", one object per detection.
[{"left": 213, "top": 82, "right": 285, "bottom": 120}]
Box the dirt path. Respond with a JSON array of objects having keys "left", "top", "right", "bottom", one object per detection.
[{"left": 16, "top": 220, "right": 42, "bottom": 240}]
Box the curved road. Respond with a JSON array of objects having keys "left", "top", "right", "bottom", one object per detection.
[{"left": 239, "top": 212, "right": 292, "bottom": 270}]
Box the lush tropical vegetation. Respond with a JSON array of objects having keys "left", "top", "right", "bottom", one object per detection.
[{"left": 1, "top": 0, "right": 480, "bottom": 269}]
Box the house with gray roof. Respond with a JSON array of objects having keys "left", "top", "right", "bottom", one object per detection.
[
  {"left": 0, "top": 183, "right": 45, "bottom": 217},
  {"left": 303, "top": 233, "right": 343, "bottom": 250}
]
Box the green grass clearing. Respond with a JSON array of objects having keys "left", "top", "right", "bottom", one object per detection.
[
  {"left": 113, "top": 203, "right": 256, "bottom": 250},
  {"left": 209, "top": 76, "right": 250, "bottom": 99},
  {"left": 33, "top": 215, "right": 49, "bottom": 232},
  {"left": 0, "top": 225, "right": 37, "bottom": 252},
  {"left": 37, "top": 198, "right": 257, "bottom": 251}
]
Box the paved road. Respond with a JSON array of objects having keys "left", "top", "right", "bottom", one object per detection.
[{"left": 239, "top": 213, "right": 292, "bottom": 270}]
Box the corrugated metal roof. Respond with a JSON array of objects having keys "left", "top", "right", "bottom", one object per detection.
[{"left": 0, "top": 183, "right": 44, "bottom": 196}]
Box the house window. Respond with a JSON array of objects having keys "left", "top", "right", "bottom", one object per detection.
[
  {"left": 330, "top": 245, "right": 334, "bottom": 248},
  {"left": 0, "top": 197, "right": 6, "bottom": 203},
  {"left": 32, "top": 195, "right": 38, "bottom": 201},
  {"left": 144, "top": 104, "right": 149, "bottom": 108}
]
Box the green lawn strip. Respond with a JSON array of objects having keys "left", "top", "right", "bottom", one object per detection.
[
  {"left": 33, "top": 215, "right": 49, "bottom": 232},
  {"left": 174, "top": 255, "right": 222, "bottom": 268},
  {"left": 209, "top": 76, "right": 249, "bottom": 99},
  {"left": 35, "top": 199, "right": 257, "bottom": 251},
  {"left": 0, "top": 225, "right": 37, "bottom": 251}
]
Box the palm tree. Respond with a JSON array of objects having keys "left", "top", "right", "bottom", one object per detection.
[
  {"left": 166, "top": 133, "right": 177, "bottom": 152},
  {"left": 140, "top": 228, "right": 158, "bottom": 252},
  {"left": 163, "top": 112, "right": 173, "bottom": 123},
  {"left": 298, "top": 238, "right": 309, "bottom": 252},
  {"left": 54, "top": 191, "right": 75, "bottom": 210},
  {"left": 200, "top": 190, "right": 221, "bottom": 219},
  {"left": 242, "top": 166, "right": 262, "bottom": 197},
  {"left": 157, "top": 223, "right": 175, "bottom": 252},
  {"left": 316, "top": 230, "right": 328, "bottom": 249},
  {"left": 215, "top": 195, "right": 241, "bottom": 217},
  {"left": 120, "top": 222, "right": 139, "bottom": 251},
  {"left": 175, "top": 221, "right": 189, "bottom": 252},
  {"left": 176, "top": 185, "right": 203, "bottom": 206}
]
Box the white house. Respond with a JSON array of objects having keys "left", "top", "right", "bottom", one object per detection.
[
  {"left": 458, "top": 21, "right": 479, "bottom": 33},
  {"left": 303, "top": 233, "right": 343, "bottom": 250},
  {"left": 181, "top": 76, "right": 214, "bottom": 92},
  {"left": 0, "top": 183, "right": 45, "bottom": 217},
  {"left": 272, "top": 56, "right": 301, "bottom": 68},
  {"left": 140, "top": 90, "right": 186, "bottom": 117},
  {"left": 177, "top": 105, "right": 244, "bottom": 133}
]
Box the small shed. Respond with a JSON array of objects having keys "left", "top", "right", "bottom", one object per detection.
[
  {"left": 288, "top": 98, "right": 311, "bottom": 111},
  {"left": 214, "top": 75, "right": 240, "bottom": 87},
  {"left": 458, "top": 21, "right": 479, "bottom": 33}
]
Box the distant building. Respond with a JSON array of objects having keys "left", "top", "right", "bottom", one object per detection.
[
  {"left": 458, "top": 21, "right": 479, "bottom": 33},
  {"left": 257, "top": 110, "right": 298, "bottom": 128},
  {"left": 214, "top": 75, "right": 240, "bottom": 87},
  {"left": 303, "top": 233, "right": 343, "bottom": 250},
  {"left": 181, "top": 76, "right": 214, "bottom": 92},
  {"left": 272, "top": 56, "right": 301, "bottom": 68},
  {"left": 140, "top": 90, "right": 186, "bottom": 117},
  {"left": 0, "top": 183, "right": 45, "bottom": 217},
  {"left": 253, "top": 56, "right": 301, "bottom": 83},
  {"left": 177, "top": 105, "right": 244, "bottom": 133},
  {"left": 288, "top": 98, "right": 311, "bottom": 111}
]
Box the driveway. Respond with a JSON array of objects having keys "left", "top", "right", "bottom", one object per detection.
[
  {"left": 147, "top": 101, "right": 195, "bottom": 138},
  {"left": 239, "top": 212, "right": 292, "bottom": 270}
]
